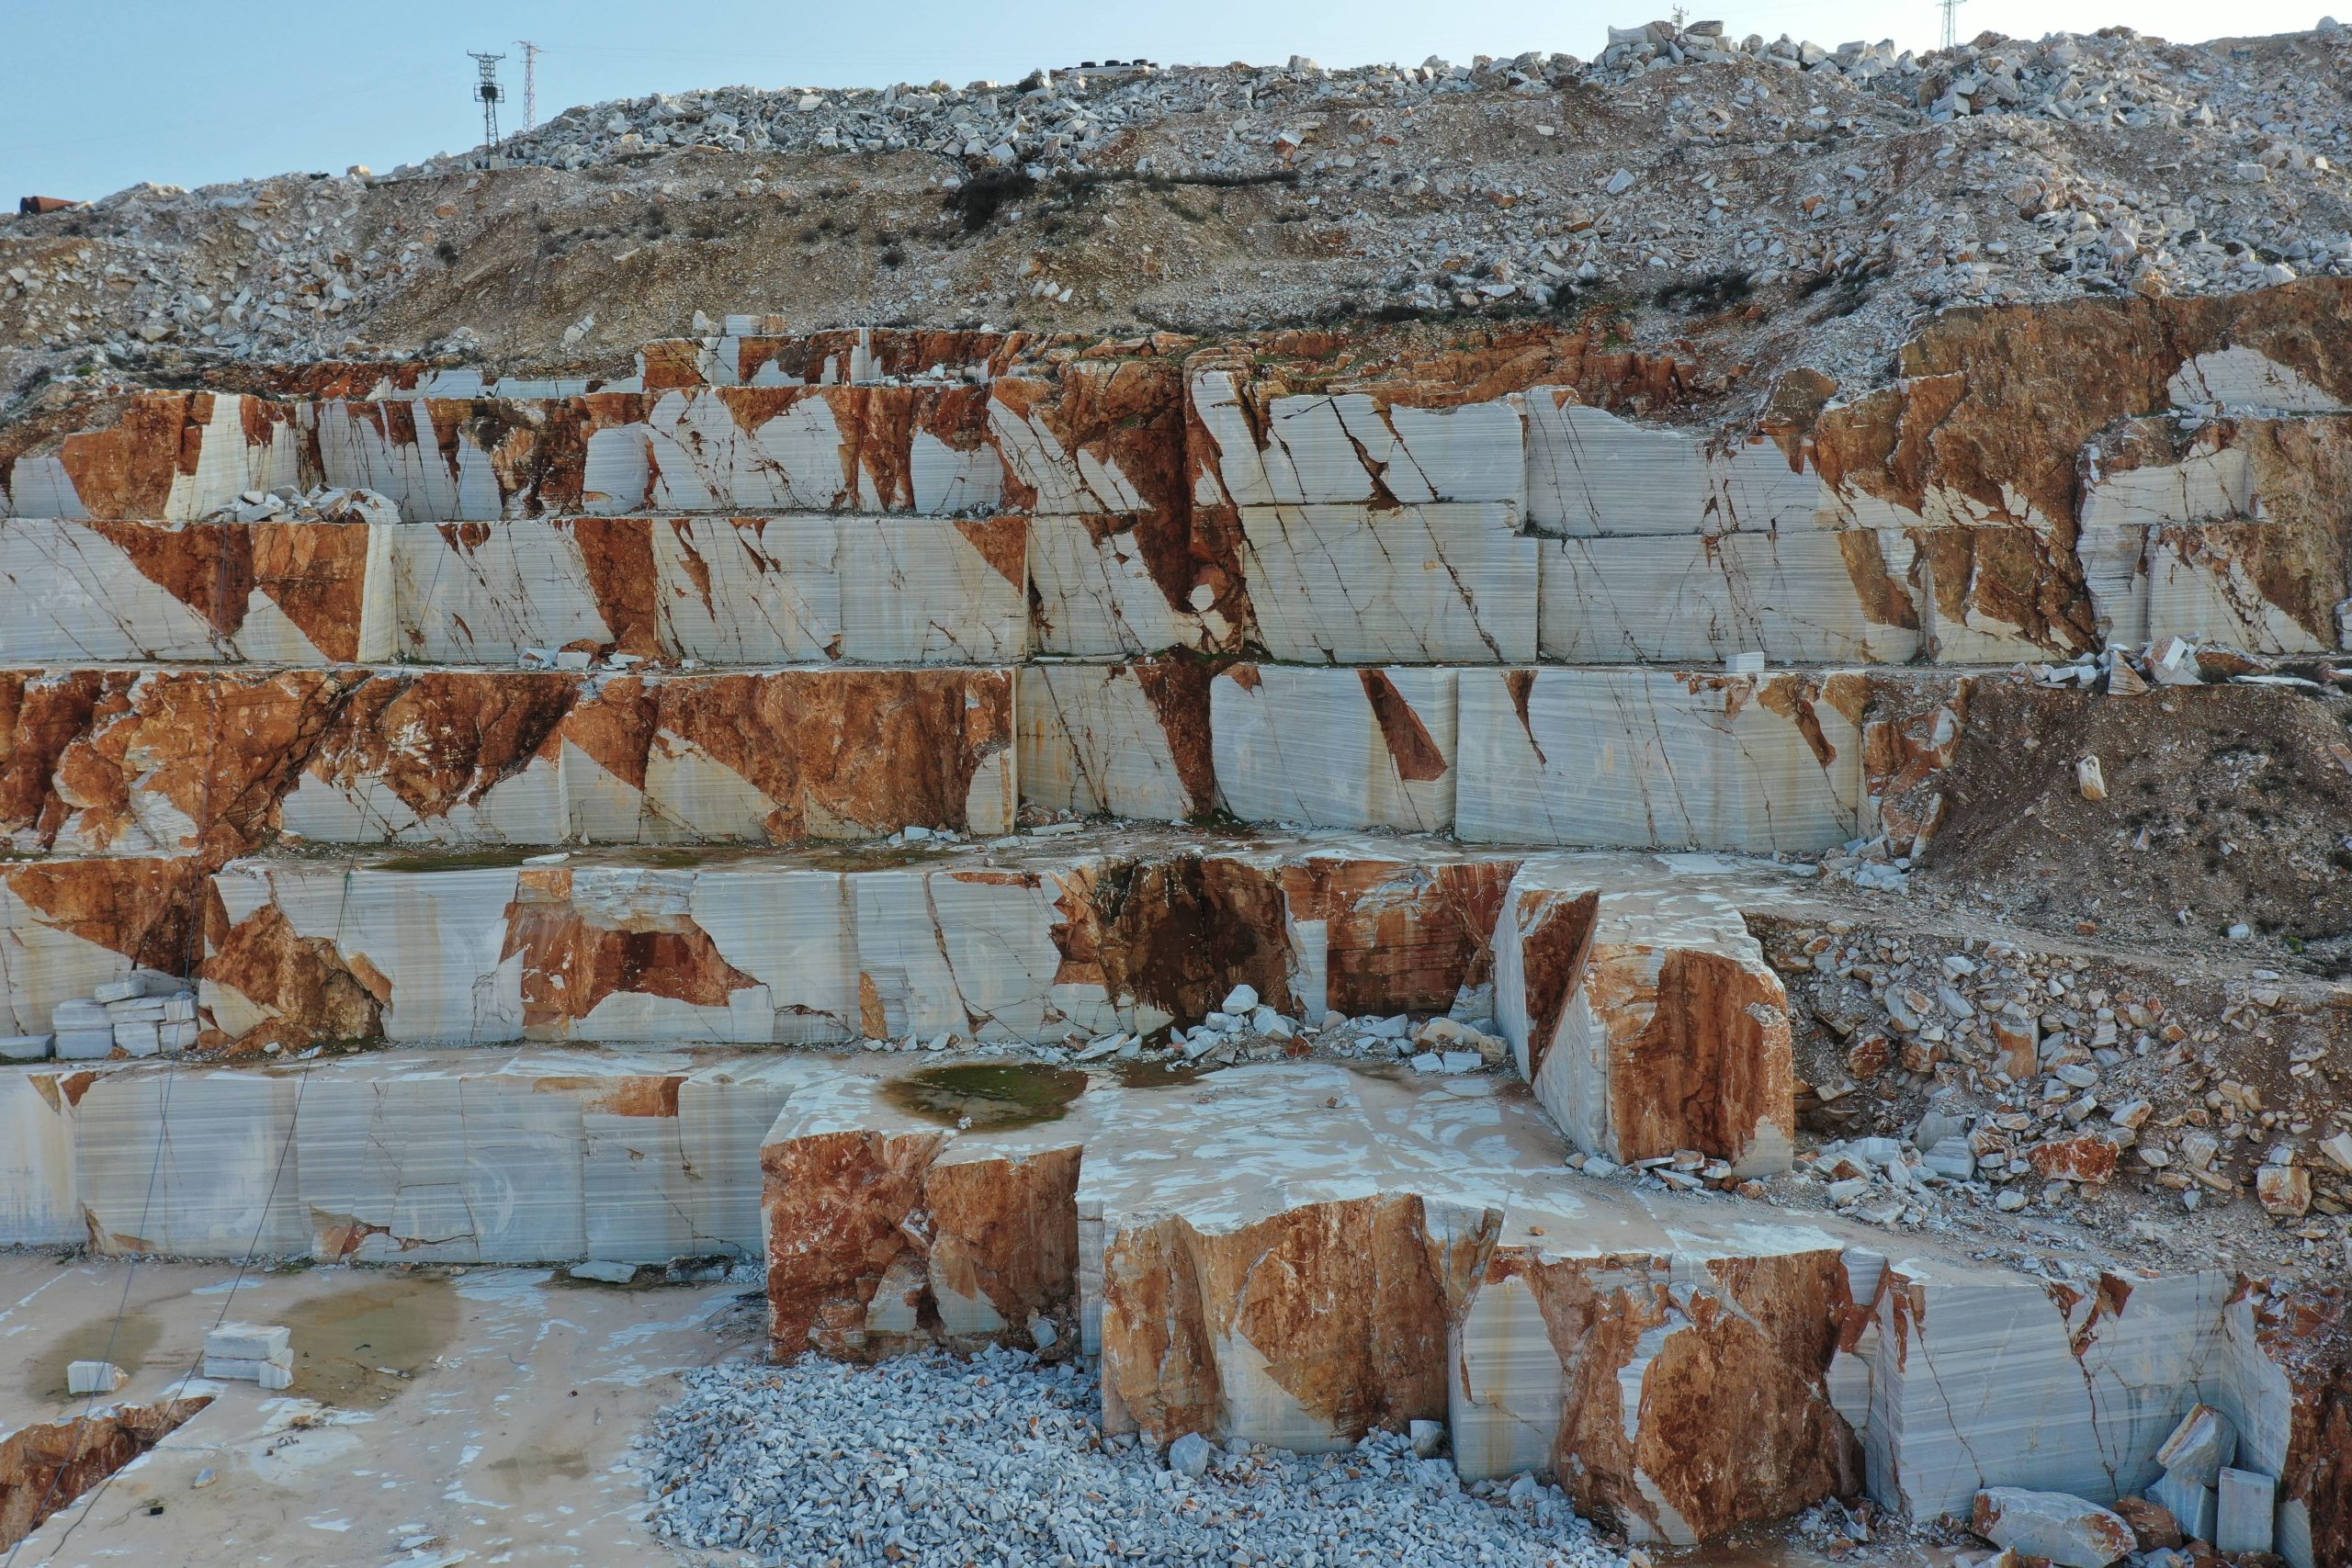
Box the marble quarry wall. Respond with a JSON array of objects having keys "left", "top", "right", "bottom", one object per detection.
[{"left": 3, "top": 285, "right": 2349, "bottom": 1562}]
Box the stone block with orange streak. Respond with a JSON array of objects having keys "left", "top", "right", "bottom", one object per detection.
[
  {"left": 0, "top": 517, "right": 394, "bottom": 663},
  {"left": 1210, "top": 664, "right": 1457, "bottom": 832},
  {"left": 194, "top": 832, "right": 1588, "bottom": 1052},
  {"left": 1492, "top": 854, "right": 1803, "bottom": 1174},
  {"left": 1457, "top": 669, "right": 1869, "bottom": 852},
  {"left": 0, "top": 391, "right": 308, "bottom": 521},
  {"left": 389, "top": 513, "right": 1029, "bottom": 665},
  {"left": 756, "top": 1060, "right": 1875, "bottom": 1542},
  {"left": 279, "top": 667, "right": 1016, "bottom": 846},
  {"left": 763, "top": 1067, "right": 1085, "bottom": 1359}
]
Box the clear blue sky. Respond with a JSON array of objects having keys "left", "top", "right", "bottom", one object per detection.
[{"left": 1, "top": 0, "right": 2325, "bottom": 198}]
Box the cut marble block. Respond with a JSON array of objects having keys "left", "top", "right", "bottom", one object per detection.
[
  {"left": 0, "top": 1068, "right": 83, "bottom": 1245},
  {"left": 988, "top": 360, "right": 1190, "bottom": 519},
  {"left": 391, "top": 514, "right": 1030, "bottom": 665},
  {"left": 1492, "top": 854, "right": 1800, "bottom": 1173},
  {"left": 0, "top": 857, "right": 195, "bottom": 1038},
  {"left": 1524, "top": 396, "right": 1720, "bottom": 535},
  {"left": 1455, "top": 669, "right": 1867, "bottom": 852},
  {"left": 196, "top": 832, "right": 1782, "bottom": 1051},
  {"left": 1188, "top": 371, "right": 1526, "bottom": 508},
  {"left": 760, "top": 1060, "right": 1897, "bottom": 1544},
  {"left": 277, "top": 667, "right": 1016, "bottom": 846},
  {"left": 1238, "top": 503, "right": 1538, "bottom": 663},
  {"left": 1211, "top": 665, "right": 1456, "bottom": 832},
  {"left": 640, "top": 386, "right": 1003, "bottom": 515},
  {"left": 5, "top": 1046, "right": 831, "bottom": 1261},
  {"left": 0, "top": 518, "right": 393, "bottom": 663},
  {"left": 1860, "top": 1261, "right": 2238, "bottom": 1521},
  {"left": 1025, "top": 513, "right": 1242, "bottom": 655},
  {"left": 0, "top": 392, "right": 307, "bottom": 521},
  {"left": 1539, "top": 530, "right": 1920, "bottom": 664},
  {"left": 1016, "top": 661, "right": 1216, "bottom": 821}
]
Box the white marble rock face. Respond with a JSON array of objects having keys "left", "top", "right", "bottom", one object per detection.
[
  {"left": 1210, "top": 666, "right": 1456, "bottom": 832},
  {"left": 1538, "top": 530, "right": 1921, "bottom": 664},
  {"left": 391, "top": 515, "right": 1028, "bottom": 665},
  {"left": 0, "top": 518, "right": 394, "bottom": 663},
  {"left": 1455, "top": 669, "right": 1865, "bottom": 852},
  {"left": 14, "top": 1048, "right": 830, "bottom": 1262},
  {"left": 1016, "top": 664, "right": 1200, "bottom": 822},
  {"left": 1190, "top": 374, "right": 1527, "bottom": 509},
  {"left": 1026, "top": 513, "right": 1232, "bottom": 656},
  {"left": 1238, "top": 502, "right": 1539, "bottom": 664}
]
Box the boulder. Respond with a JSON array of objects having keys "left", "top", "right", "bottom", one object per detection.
[{"left": 1971, "top": 1487, "right": 2135, "bottom": 1567}]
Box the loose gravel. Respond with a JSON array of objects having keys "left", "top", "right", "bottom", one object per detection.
[{"left": 639, "top": 1346, "right": 1629, "bottom": 1568}]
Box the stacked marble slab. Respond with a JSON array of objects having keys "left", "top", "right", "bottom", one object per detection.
[{"left": 754, "top": 1057, "right": 2334, "bottom": 1559}]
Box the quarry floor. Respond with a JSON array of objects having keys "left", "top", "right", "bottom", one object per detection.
[
  {"left": 0, "top": 1253, "right": 759, "bottom": 1566},
  {"left": 0, "top": 1254, "right": 1981, "bottom": 1568}
]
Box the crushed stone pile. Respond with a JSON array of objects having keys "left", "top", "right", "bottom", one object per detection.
[
  {"left": 638, "top": 1346, "right": 1629, "bottom": 1568},
  {"left": 8, "top": 18, "right": 2352, "bottom": 392}
]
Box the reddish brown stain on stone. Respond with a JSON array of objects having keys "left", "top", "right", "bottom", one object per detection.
[
  {"left": 1357, "top": 671, "right": 1449, "bottom": 783},
  {"left": 1511, "top": 886, "right": 1600, "bottom": 1081},
  {"left": 564, "top": 516, "right": 664, "bottom": 656},
  {"left": 309, "top": 671, "right": 576, "bottom": 823},
  {"left": 198, "top": 894, "right": 387, "bottom": 1055},
  {"left": 953, "top": 515, "right": 1029, "bottom": 591}
]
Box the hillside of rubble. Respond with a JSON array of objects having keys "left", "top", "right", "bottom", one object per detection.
[{"left": 9, "top": 18, "right": 2352, "bottom": 415}]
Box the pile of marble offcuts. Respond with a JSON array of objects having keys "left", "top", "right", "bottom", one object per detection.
[
  {"left": 2, "top": 975, "right": 198, "bottom": 1063},
  {"left": 0, "top": 292, "right": 2345, "bottom": 1565}
]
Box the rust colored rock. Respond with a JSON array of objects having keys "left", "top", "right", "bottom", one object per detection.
[
  {"left": 1059, "top": 854, "right": 1295, "bottom": 1025},
  {"left": 4, "top": 855, "right": 199, "bottom": 975},
  {"left": 0, "top": 668, "right": 355, "bottom": 861},
  {"left": 197, "top": 895, "right": 388, "bottom": 1054},
  {"left": 2114, "top": 1495, "right": 2186, "bottom": 1550},
  {"left": 2030, "top": 1134, "right": 2122, "bottom": 1183},
  {"left": 1497, "top": 1246, "right": 1859, "bottom": 1544},
  {"left": 1102, "top": 1194, "right": 1480, "bottom": 1443},
  {"left": 762, "top": 1125, "right": 1079, "bottom": 1359},
  {"left": 0, "top": 1397, "right": 212, "bottom": 1551},
  {"left": 1279, "top": 857, "right": 1516, "bottom": 1019},
  {"left": 306, "top": 671, "right": 575, "bottom": 827},
  {"left": 503, "top": 865, "right": 759, "bottom": 1031}
]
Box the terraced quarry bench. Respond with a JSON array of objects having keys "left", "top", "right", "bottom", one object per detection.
[{"left": 1, "top": 296, "right": 2346, "bottom": 1562}]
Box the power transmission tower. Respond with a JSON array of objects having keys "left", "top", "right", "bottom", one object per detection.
[
  {"left": 516, "top": 39, "right": 543, "bottom": 132},
  {"left": 469, "top": 51, "right": 506, "bottom": 150},
  {"left": 1939, "top": 0, "right": 1966, "bottom": 50}
]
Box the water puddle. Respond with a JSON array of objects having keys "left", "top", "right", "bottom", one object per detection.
[
  {"left": 24, "top": 1311, "right": 164, "bottom": 1404},
  {"left": 276, "top": 1274, "right": 460, "bottom": 1409},
  {"left": 882, "top": 1063, "right": 1089, "bottom": 1129}
]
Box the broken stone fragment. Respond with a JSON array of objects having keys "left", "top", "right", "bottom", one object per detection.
[
  {"left": 1971, "top": 1487, "right": 2135, "bottom": 1567},
  {"left": 2155, "top": 1403, "right": 2239, "bottom": 1487},
  {"left": 2111, "top": 1495, "right": 2185, "bottom": 1550}
]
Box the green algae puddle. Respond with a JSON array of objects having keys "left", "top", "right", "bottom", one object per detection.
[{"left": 883, "top": 1063, "right": 1089, "bottom": 1130}]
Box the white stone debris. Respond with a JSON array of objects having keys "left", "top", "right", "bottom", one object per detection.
[
  {"left": 639, "top": 1347, "right": 1627, "bottom": 1568},
  {"left": 66, "top": 1359, "right": 128, "bottom": 1395}
]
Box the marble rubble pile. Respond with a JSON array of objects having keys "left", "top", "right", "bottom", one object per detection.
[
  {"left": 11, "top": 20, "right": 2352, "bottom": 386},
  {"left": 0, "top": 291, "right": 2346, "bottom": 1568}
]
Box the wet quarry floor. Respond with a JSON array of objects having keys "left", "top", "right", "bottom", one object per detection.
[
  {"left": 0, "top": 1254, "right": 1988, "bottom": 1568},
  {"left": 0, "top": 1254, "right": 760, "bottom": 1565}
]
